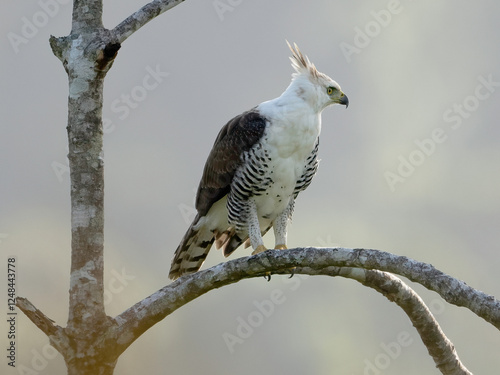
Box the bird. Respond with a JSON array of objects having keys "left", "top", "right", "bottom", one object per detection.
[{"left": 168, "top": 41, "right": 348, "bottom": 280}]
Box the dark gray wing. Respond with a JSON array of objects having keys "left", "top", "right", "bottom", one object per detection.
[{"left": 195, "top": 109, "right": 267, "bottom": 216}]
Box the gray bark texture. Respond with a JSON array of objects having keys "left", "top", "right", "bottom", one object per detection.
[{"left": 14, "top": 0, "right": 497, "bottom": 374}]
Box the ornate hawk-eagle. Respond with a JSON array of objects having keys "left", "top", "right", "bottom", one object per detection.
[{"left": 169, "top": 42, "right": 348, "bottom": 280}]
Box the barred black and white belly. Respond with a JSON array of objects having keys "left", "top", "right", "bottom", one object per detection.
[{"left": 227, "top": 136, "right": 319, "bottom": 233}]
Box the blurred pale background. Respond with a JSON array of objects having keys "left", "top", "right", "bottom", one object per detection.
[{"left": 1, "top": 0, "right": 499, "bottom": 374}]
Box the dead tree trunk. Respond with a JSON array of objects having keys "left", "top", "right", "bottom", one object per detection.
[{"left": 48, "top": 1, "right": 120, "bottom": 373}]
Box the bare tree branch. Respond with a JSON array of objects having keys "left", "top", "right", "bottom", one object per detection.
[
  {"left": 71, "top": 0, "right": 103, "bottom": 32},
  {"left": 112, "top": 0, "right": 186, "bottom": 44},
  {"left": 20, "top": 246, "right": 489, "bottom": 373},
  {"left": 303, "top": 267, "right": 473, "bottom": 375},
  {"left": 266, "top": 248, "right": 499, "bottom": 329},
  {"left": 108, "top": 247, "right": 497, "bottom": 373},
  {"left": 16, "top": 297, "right": 73, "bottom": 359},
  {"left": 17, "top": 297, "right": 59, "bottom": 337}
]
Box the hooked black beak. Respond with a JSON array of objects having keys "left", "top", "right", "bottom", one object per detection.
[{"left": 339, "top": 93, "right": 349, "bottom": 108}]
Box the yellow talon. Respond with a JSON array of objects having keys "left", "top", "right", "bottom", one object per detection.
[{"left": 252, "top": 245, "right": 267, "bottom": 255}]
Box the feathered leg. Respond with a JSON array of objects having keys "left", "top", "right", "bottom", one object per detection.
[
  {"left": 247, "top": 198, "right": 267, "bottom": 255},
  {"left": 274, "top": 199, "right": 296, "bottom": 278},
  {"left": 273, "top": 198, "right": 294, "bottom": 249}
]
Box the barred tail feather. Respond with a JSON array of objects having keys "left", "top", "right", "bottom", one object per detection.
[
  {"left": 169, "top": 214, "right": 215, "bottom": 280},
  {"left": 216, "top": 224, "right": 272, "bottom": 257}
]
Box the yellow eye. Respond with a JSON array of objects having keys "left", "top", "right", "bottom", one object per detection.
[{"left": 327, "top": 87, "right": 335, "bottom": 95}]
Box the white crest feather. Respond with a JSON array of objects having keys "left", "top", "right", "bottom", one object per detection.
[{"left": 286, "top": 40, "right": 320, "bottom": 80}]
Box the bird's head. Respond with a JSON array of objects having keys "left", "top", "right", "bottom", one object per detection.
[{"left": 287, "top": 41, "right": 349, "bottom": 112}]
